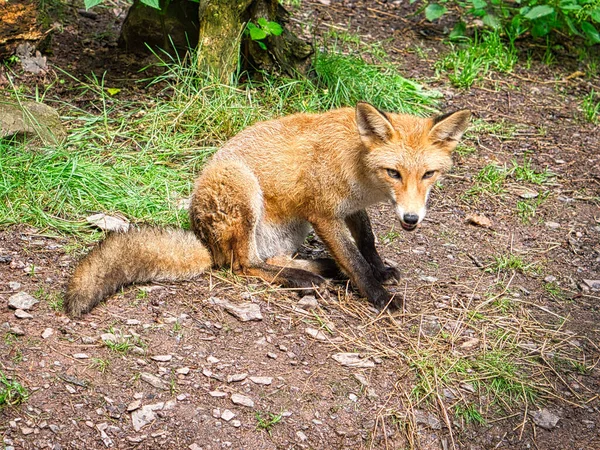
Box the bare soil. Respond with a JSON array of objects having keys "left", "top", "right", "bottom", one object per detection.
[{"left": 1, "top": 1, "right": 599, "bottom": 449}]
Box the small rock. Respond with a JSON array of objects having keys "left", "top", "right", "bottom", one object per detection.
[
  {"left": 176, "top": 394, "right": 187, "bottom": 401},
  {"left": 8, "top": 281, "right": 22, "bottom": 291},
  {"left": 14, "top": 309, "right": 33, "bottom": 319},
  {"left": 189, "top": 444, "right": 202, "bottom": 450},
  {"left": 21, "top": 427, "right": 35, "bottom": 435},
  {"left": 545, "top": 221, "right": 560, "bottom": 229},
  {"left": 227, "top": 373, "right": 247, "bottom": 383},
  {"left": 9, "top": 324, "right": 25, "bottom": 336},
  {"left": 231, "top": 393, "right": 254, "bottom": 408},
  {"left": 131, "top": 401, "right": 176, "bottom": 431},
  {"left": 332, "top": 353, "right": 375, "bottom": 368},
  {"left": 348, "top": 393, "right": 358, "bottom": 402},
  {"left": 65, "top": 384, "right": 77, "bottom": 394},
  {"left": 582, "top": 280, "right": 600, "bottom": 291},
  {"left": 419, "top": 275, "right": 438, "bottom": 283},
  {"left": 212, "top": 408, "right": 221, "bottom": 418},
  {"left": 8, "top": 292, "right": 39, "bottom": 310},
  {"left": 126, "top": 319, "right": 140, "bottom": 325},
  {"left": 249, "top": 376, "right": 272, "bottom": 385},
  {"left": 305, "top": 327, "right": 328, "bottom": 341},
  {"left": 414, "top": 409, "right": 442, "bottom": 429},
  {"left": 86, "top": 213, "right": 129, "bottom": 232},
  {"left": 353, "top": 373, "right": 369, "bottom": 387},
  {"left": 127, "top": 400, "right": 141, "bottom": 412},
  {"left": 231, "top": 420, "right": 241, "bottom": 428},
  {"left": 151, "top": 355, "right": 172, "bottom": 362},
  {"left": 127, "top": 435, "right": 148, "bottom": 443},
  {"left": 530, "top": 409, "right": 560, "bottom": 430},
  {"left": 207, "top": 356, "right": 220, "bottom": 364},
  {"left": 460, "top": 338, "right": 480, "bottom": 349},
  {"left": 176, "top": 367, "right": 190, "bottom": 375},
  {"left": 267, "top": 352, "right": 278, "bottom": 359},
  {"left": 73, "top": 353, "right": 89, "bottom": 359},
  {"left": 209, "top": 391, "right": 227, "bottom": 398},
  {"left": 544, "top": 275, "right": 557, "bottom": 283},
  {"left": 296, "top": 431, "right": 308, "bottom": 442},
  {"left": 140, "top": 372, "right": 169, "bottom": 390},
  {"left": 208, "top": 297, "right": 262, "bottom": 322},
  {"left": 297, "top": 295, "right": 319, "bottom": 310},
  {"left": 466, "top": 214, "right": 492, "bottom": 228},
  {"left": 100, "top": 333, "right": 117, "bottom": 343},
  {"left": 221, "top": 410, "right": 235, "bottom": 421}
]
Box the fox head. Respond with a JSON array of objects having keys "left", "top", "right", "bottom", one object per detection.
[{"left": 356, "top": 102, "right": 471, "bottom": 231}]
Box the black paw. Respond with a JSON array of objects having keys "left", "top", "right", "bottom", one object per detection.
[
  {"left": 367, "top": 288, "right": 401, "bottom": 311},
  {"left": 373, "top": 266, "right": 401, "bottom": 284}
]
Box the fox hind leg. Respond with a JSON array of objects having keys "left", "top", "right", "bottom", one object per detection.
[{"left": 190, "top": 161, "right": 326, "bottom": 291}]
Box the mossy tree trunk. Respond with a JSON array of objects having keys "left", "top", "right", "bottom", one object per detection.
[{"left": 120, "top": 0, "right": 313, "bottom": 82}]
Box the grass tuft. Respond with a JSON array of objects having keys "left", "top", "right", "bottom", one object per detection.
[{"left": 0, "top": 371, "right": 29, "bottom": 408}]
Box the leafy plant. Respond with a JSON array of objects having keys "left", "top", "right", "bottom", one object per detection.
[
  {"left": 582, "top": 89, "right": 600, "bottom": 123},
  {"left": 246, "top": 18, "right": 284, "bottom": 50},
  {"left": 421, "top": 0, "right": 600, "bottom": 44},
  {"left": 255, "top": 411, "right": 283, "bottom": 435},
  {"left": 0, "top": 371, "right": 29, "bottom": 408}
]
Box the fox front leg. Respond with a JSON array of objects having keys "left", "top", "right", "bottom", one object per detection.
[
  {"left": 312, "top": 217, "right": 397, "bottom": 310},
  {"left": 345, "top": 210, "right": 401, "bottom": 284}
]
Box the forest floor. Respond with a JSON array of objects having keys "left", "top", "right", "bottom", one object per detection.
[{"left": 1, "top": 0, "right": 599, "bottom": 449}]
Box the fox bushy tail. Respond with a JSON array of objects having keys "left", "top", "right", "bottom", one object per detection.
[{"left": 65, "top": 227, "right": 212, "bottom": 317}]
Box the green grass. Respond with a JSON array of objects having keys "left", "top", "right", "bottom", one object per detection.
[
  {"left": 90, "top": 358, "right": 110, "bottom": 373},
  {"left": 516, "top": 193, "right": 548, "bottom": 223},
  {"left": 1, "top": 41, "right": 440, "bottom": 235},
  {"left": 582, "top": 89, "right": 600, "bottom": 124},
  {"left": 255, "top": 411, "right": 283, "bottom": 435},
  {"left": 454, "top": 404, "right": 486, "bottom": 425},
  {"left": 487, "top": 253, "right": 539, "bottom": 275},
  {"left": 510, "top": 158, "right": 554, "bottom": 185},
  {"left": 437, "top": 31, "right": 518, "bottom": 89},
  {"left": 0, "top": 371, "right": 29, "bottom": 408},
  {"left": 465, "top": 164, "right": 508, "bottom": 197}
]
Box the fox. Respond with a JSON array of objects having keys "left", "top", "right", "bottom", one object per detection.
[{"left": 64, "top": 102, "right": 470, "bottom": 317}]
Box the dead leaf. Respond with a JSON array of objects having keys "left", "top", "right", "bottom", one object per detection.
[{"left": 466, "top": 213, "right": 492, "bottom": 228}]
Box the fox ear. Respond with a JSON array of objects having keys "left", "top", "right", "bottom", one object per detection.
[
  {"left": 429, "top": 110, "right": 471, "bottom": 144},
  {"left": 356, "top": 102, "right": 395, "bottom": 146}
]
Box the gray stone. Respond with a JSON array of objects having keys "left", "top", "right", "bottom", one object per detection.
[
  {"left": 8, "top": 281, "right": 21, "bottom": 291},
  {"left": 249, "top": 376, "right": 272, "bottom": 385},
  {"left": 140, "top": 372, "right": 169, "bottom": 390},
  {"left": 8, "top": 292, "right": 39, "bottom": 310},
  {"left": 131, "top": 401, "right": 176, "bottom": 431},
  {"left": 221, "top": 410, "right": 235, "bottom": 421},
  {"left": 9, "top": 325, "right": 25, "bottom": 336},
  {"left": 297, "top": 295, "right": 319, "bottom": 310},
  {"left": 582, "top": 280, "right": 600, "bottom": 291},
  {"left": 151, "top": 355, "right": 172, "bottom": 362},
  {"left": 545, "top": 221, "right": 560, "bottom": 229},
  {"left": 14, "top": 309, "right": 33, "bottom": 319},
  {"left": 414, "top": 409, "right": 442, "bottom": 430},
  {"left": 0, "top": 101, "right": 65, "bottom": 145},
  {"left": 227, "top": 373, "right": 247, "bottom": 383},
  {"left": 41, "top": 328, "right": 54, "bottom": 339},
  {"left": 530, "top": 409, "right": 560, "bottom": 430},
  {"left": 208, "top": 297, "right": 262, "bottom": 321},
  {"left": 305, "top": 327, "right": 328, "bottom": 341},
  {"left": 331, "top": 353, "right": 375, "bottom": 368},
  {"left": 231, "top": 393, "right": 254, "bottom": 408}
]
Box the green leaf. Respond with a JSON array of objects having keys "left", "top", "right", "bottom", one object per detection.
[
  {"left": 523, "top": 5, "right": 554, "bottom": 20},
  {"left": 425, "top": 3, "right": 447, "bottom": 21},
  {"left": 249, "top": 26, "right": 267, "bottom": 41},
  {"left": 140, "top": 0, "right": 161, "bottom": 9},
  {"left": 590, "top": 8, "right": 600, "bottom": 23},
  {"left": 449, "top": 21, "right": 467, "bottom": 40},
  {"left": 581, "top": 21, "right": 600, "bottom": 43},
  {"left": 84, "top": 0, "right": 103, "bottom": 9},
  {"left": 257, "top": 41, "right": 267, "bottom": 50},
  {"left": 106, "top": 88, "right": 121, "bottom": 96},
  {"left": 483, "top": 14, "right": 500, "bottom": 28},
  {"left": 265, "top": 21, "right": 283, "bottom": 36},
  {"left": 257, "top": 17, "right": 268, "bottom": 27},
  {"left": 531, "top": 20, "right": 551, "bottom": 37},
  {"left": 564, "top": 16, "right": 582, "bottom": 36},
  {"left": 471, "top": 0, "right": 487, "bottom": 10}
]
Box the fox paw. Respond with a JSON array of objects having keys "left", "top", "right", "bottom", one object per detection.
[{"left": 373, "top": 266, "right": 401, "bottom": 284}]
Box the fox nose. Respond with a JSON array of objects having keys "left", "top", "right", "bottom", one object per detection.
[{"left": 403, "top": 213, "right": 419, "bottom": 225}]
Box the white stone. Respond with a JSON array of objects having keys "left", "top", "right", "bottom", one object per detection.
[{"left": 231, "top": 393, "right": 254, "bottom": 408}]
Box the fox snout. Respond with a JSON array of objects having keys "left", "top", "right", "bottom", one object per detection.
[{"left": 394, "top": 204, "right": 427, "bottom": 231}]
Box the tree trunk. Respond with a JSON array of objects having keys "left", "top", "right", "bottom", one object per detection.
[
  {"left": 0, "top": 1, "right": 44, "bottom": 61},
  {"left": 197, "top": 0, "right": 253, "bottom": 83}
]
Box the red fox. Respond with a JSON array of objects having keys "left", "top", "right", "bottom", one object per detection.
[{"left": 65, "top": 102, "right": 470, "bottom": 317}]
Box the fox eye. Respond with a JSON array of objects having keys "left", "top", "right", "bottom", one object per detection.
[
  {"left": 387, "top": 169, "right": 401, "bottom": 180},
  {"left": 422, "top": 170, "right": 436, "bottom": 180}
]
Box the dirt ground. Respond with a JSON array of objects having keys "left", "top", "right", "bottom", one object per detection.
[{"left": 1, "top": 0, "right": 600, "bottom": 449}]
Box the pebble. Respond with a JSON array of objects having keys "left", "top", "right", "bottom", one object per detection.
[
  {"left": 249, "top": 376, "right": 272, "bottom": 385},
  {"left": 21, "top": 427, "right": 34, "bottom": 435},
  {"left": 126, "top": 319, "right": 141, "bottom": 325},
  {"left": 127, "top": 400, "right": 141, "bottom": 412},
  {"left": 212, "top": 408, "right": 221, "bottom": 418},
  {"left": 207, "top": 356, "right": 220, "bottom": 364},
  {"left": 209, "top": 391, "right": 227, "bottom": 398},
  {"left": 296, "top": 431, "right": 308, "bottom": 442},
  {"left": 8, "top": 281, "right": 21, "bottom": 291},
  {"left": 14, "top": 309, "right": 33, "bottom": 319},
  {"left": 305, "top": 327, "right": 328, "bottom": 341},
  {"left": 231, "top": 393, "right": 254, "bottom": 408},
  {"left": 140, "top": 372, "right": 169, "bottom": 390},
  {"left": 530, "top": 408, "right": 560, "bottom": 430},
  {"left": 208, "top": 297, "right": 263, "bottom": 322},
  {"left": 544, "top": 275, "right": 557, "bottom": 283},
  {"left": 221, "top": 410, "right": 235, "bottom": 421},
  {"left": 176, "top": 367, "right": 190, "bottom": 375},
  {"left": 267, "top": 352, "right": 278, "bottom": 359},
  {"left": 545, "top": 221, "right": 560, "bottom": 229},
  {"left": 189, "top": 444, "right": 202, "bottom": 450},
  {"left": 151, "top": 355, "right": 173, "bottom": 362},
  {"left": 331, "top": 353, "right": 375, "bottom": 368},
  {"left": 227, "top": 373, "right": 247, "bottom": 383},
  {"left": 10, "top": 325, "right": 25, "bottom": 336},
  {"left": 176, "top": 394, "right": 187, "bottom": 401},
  {"left": 73, "top": 353, "right": 89, "bottom": 359},
  {"left": 348, "top": 393, "right": 358, "bottom": 402},
  {"left": 8, "top": 292, "right": 39, "bottom": 310},
  {"left": 231, "top": 419, "right": 241, "bottom": 428},
  {"left": 297, "top": 295, "right": 319, "bottom": 310}
]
